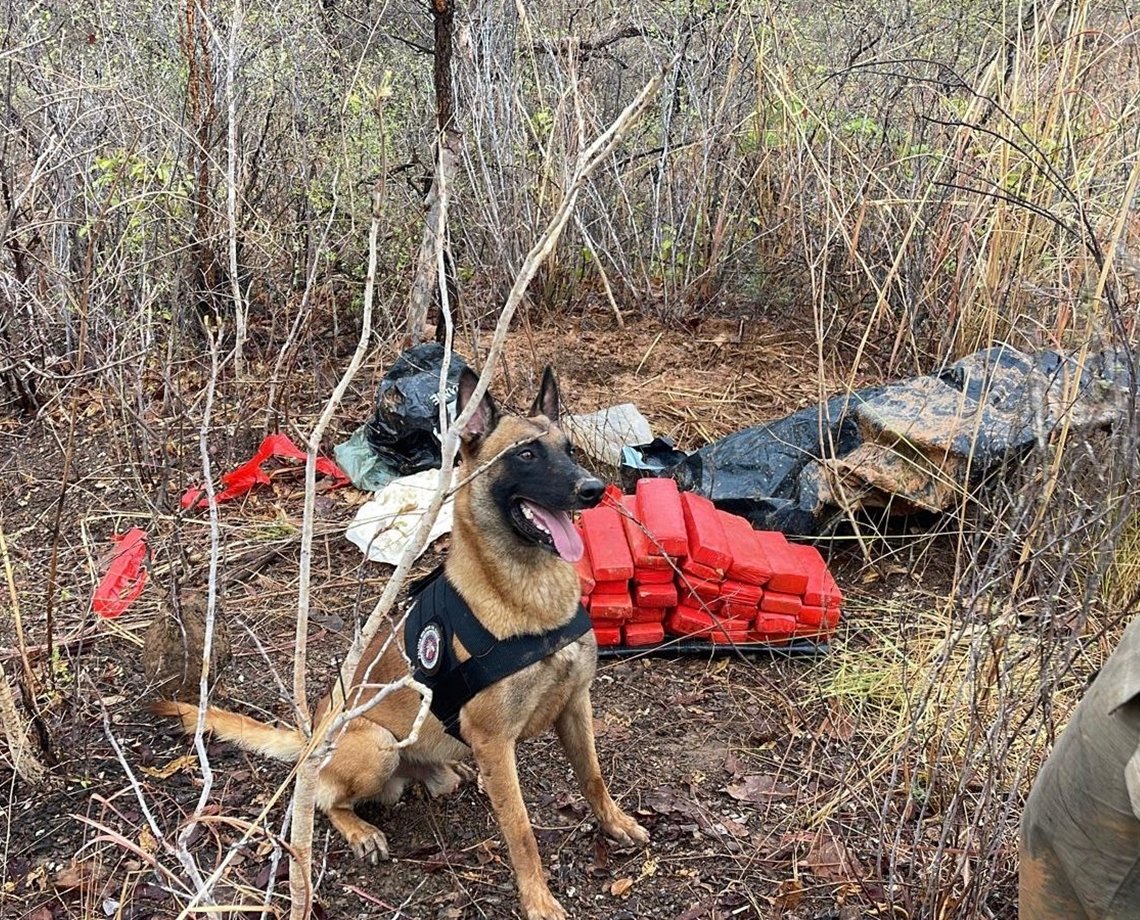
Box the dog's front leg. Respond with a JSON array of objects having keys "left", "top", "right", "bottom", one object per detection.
[
  {"left": 469, "top": 734, "right": 565, "bottom": 920},
  {"left": 555, "top": 689, "right": 649, "bottom": 847}
]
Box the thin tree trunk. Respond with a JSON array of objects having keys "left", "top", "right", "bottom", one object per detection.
[{"left": 407, "top": 0, "right": 457, "bottom": 344}]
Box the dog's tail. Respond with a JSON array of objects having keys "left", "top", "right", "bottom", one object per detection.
[{"left": 149, "top": 701, "right": 306, "bottom": 762}]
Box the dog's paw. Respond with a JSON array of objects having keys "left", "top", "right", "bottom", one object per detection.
[
  {"left": 423, "top": 762, "right": 472, "bottom": 798},
  {"left": 520, "top": 887, "right": 567, "bottom": 920},
  {"left": 451, "top": 761, "right": 478, "bottom": 784},
  {"left": 346, "top": 825, "right": 390, "bottom": 864},
  {"left": 601, "top": 811, "right": 650, "bottom": 848}
]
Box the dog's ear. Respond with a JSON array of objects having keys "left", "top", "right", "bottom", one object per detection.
[
  {"left": 529, "top": 365, "right": 560, "bottom": 423},
  {"left": 455, "top": 366, "right": 497, "bottom": 443}
]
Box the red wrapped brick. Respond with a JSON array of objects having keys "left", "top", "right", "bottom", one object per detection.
[
  {"left": 580, "top": 504, "right": 635, "bottom": 582},
  {"left": 624, "top": 621, "right": 666, "bottom": 646},
  {"left": 823, "top": 605, "right": 841, "bottom": 629},
  {"left": 621, "top": 495, "right": 673, "bottom": 569},
  {"left": 634, "top": 567, "right": 675, "bottom": 584},
  {"left": 592, "top": 624, "right": 623, "bottom": 646},
  {"left": 719, "top": 512, "right": 773, "bottom": 585},
  {"left": 678, "top": 575, "right": 721, "bottom": 603},
  {"left": 760, "top": 591, "right": 802, "bottom": 616},
  {"left": 589, "top": 592, "right": 633, "bottom": 620},
  {"left": 754, "top": 531, "right": 808, "bottom": 595},
  {"left": 630, "top": 605, "right": 669, "bottom": 623},
  {"left": 721, "top": 580, "right": 763, "bottom": 606},
  {"left": 798, "top": 604, "right": 825, "bottom": 628},
  {"left": 723, "top": 602, "right": 759, "bottom": 621},
  {"left": 788, "top": 543, "right": 843, "bottom": 608},
  {"left": 680, "top": 492, "right": 732, "bottom": 573},
  {"left": 635, "top": 478, "right": 689, "bottom": 557},
  {"left": 710, "top": 618, "right": 753, "bottom": 644},
  {"left": 666, "top": 605, "right": 716, "bottom": 637},
  {"left": 574, "top": 549, "right": 595, "bottom": 596},
  {"left": 681, "top": 558, "right": 721, "bottom": 582},
  {"left": 593, "top": 579, "right": 630, "bottom": 595},
  {"left": 754, "top": 612, "right": 797, "bottom": 637},
  {"left": 634, "top": 582, "right": 678, "bottom": 608}
]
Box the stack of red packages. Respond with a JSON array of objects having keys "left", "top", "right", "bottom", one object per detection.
[{"left": 575, "top": 480, "right": 842, "bottom": 649}]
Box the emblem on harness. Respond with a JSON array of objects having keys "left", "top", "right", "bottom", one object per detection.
[{"left": 417, "top": 622, "right": 443, "bottom": 674}]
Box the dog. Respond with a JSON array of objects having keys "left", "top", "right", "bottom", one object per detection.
[{"left": 153, "top": 365, "right": 649, "bottom": 920}]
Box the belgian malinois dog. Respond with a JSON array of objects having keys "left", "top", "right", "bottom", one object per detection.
[{"left": 153, "top": 365, "right": 649, "bottom": 920}]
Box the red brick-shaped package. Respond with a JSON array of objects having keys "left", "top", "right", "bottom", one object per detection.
[
  {"left": 579, "top": 504, "right": 634, "bottom": 582},
  {"left": 787, "top": 543, "right": 844, "bottom": 609},
  {"left": 723, "top": 602, "right": 760, "bottom": 621},
  {"left": 621, "top": 495, "right": 673, "bottom": 570},
  {"left": 634, "top": 581, "right": 678, "bottom": 608},
  {"left": 592, "top": 623, "right": 623, "bottom": 646},
  {"left": 718, "top": 512, "right": 773, "bottom": 585},
  {"left": 624, "top": 621, "right": 666, "bottom": 646},
  {"left": 678, "top": 575, "right": 722, "bottom": 607},
  {"left": 634, "top": 567, "right": 675, "bottom": 585},
  {"left": 634, "top": 478, "right": 689, "bottom": 558},
  {"left": 754, "top": 612, "right": 797, "bottom": 639},
  {"left": 594, "top": 579, "right": 630, "bottom": 594},
  {"left": 754, "top": 531, "right": 808, "bottom": 595},
  {"left": 680, "top": 492, "right": 732, "bottom": 573},
  {"left": 710, "top": 618, "right": 753, "bottom": 644},
  {"left": 721, "top": 580, "right": 764, "bottom": 606},
  {"left": 666, "top": 605, "right": 716, "bottom": 637},
  {"left": 760, "top": 591, "right": 802, "bottom": 616},
  {"left": 798, "top": 604, "right": 825, "bottom": 628},
  {"left": 630, "top": 605, "right": 670, "bottom": 623},
  {"left": 681, "top": 558, "right": 721, "bottom": 582},
  {"left": 589, "top": 592, "right": 633, "bottom": 621}
]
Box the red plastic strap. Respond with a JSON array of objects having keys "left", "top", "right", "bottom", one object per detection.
[
  {"left": 181, "top": 433, "right": 349, "bottom": 509},
  {"left": 93, "top": 527, "right": 149, "bottom": 619}
]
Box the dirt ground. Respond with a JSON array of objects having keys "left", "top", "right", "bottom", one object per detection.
[{"left": 0, "top": 308, "right": 977, "bottom": 920}]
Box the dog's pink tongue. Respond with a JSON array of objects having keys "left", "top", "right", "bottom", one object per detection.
[{"left": 524, "top": 502, "right": 584, "bottom": 562}]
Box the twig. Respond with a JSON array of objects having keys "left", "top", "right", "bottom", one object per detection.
[
  {"left": 286, "top": 174, "right": 387, "bottom": 919},
  {"left": 224, "top": 0, "right": 246, "bottom": 374}
]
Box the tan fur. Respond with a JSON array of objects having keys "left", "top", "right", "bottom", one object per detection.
[{"left": 152, "top": 380, "right": 649, "bottom": 920}]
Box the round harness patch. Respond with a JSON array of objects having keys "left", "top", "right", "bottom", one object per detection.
[{"left": 416, "top": 622, "right": 443, "bottom": 675}]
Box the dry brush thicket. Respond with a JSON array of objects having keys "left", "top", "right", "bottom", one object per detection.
[{"left": 2, "top": 1, "right": 1139, "bottom": 918}]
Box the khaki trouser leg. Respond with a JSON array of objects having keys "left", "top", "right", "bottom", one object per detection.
[{"left": 1019, "top": 842, "right": 1090, "bottom": 919}]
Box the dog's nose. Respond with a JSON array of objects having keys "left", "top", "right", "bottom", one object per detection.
[{"left": 576, "top": 477, "right": 605, "bottom": 506}]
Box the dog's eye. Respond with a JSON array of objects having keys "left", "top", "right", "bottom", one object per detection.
[{"left": 518, "top": 448, "right": 536, "bottom": 461}]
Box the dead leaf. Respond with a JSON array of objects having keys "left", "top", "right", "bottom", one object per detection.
[
  {"left": 141, "top": 754, "right": 196, "bottom": 779},
  {"left": 644, "top": 784, "right": 699, "bottom": 817},
  {"left": 25, "top": 908, "right": 53, "bottom": 920},
  {"left": 590, "top": 837, "right": 610, "bottom": 875},
  {"left": 724, "top": 774, "right": 792, "bottom": 802},
  {"left": 53, "top": 861, "right": 102, "bottom": 892},
  {"left": 722, "top": 751, "right": 744, "bottom": 777},
  {"left": 138, "top": 826, "right": 158, "bottom": 856},
  {"left": 806, "top": 831, "right": 864, "bottom": 884},
  {"left": 610, "top": 877, "right": 634, "bottom": 898},
  {"left": 24, "top": 865, "right": 48, "bottom": 892},
  {"left": 719, "top": 817, "right": 749, "bottom": 838},
  {"left": 773, "top": 877, "right": 804, "bottom": 910},
  {"left": 675, "top": 901, "right": 715, "bottom": 920},
  {"left": 818, "top": 699, "right": 855, "bottom": 741}
]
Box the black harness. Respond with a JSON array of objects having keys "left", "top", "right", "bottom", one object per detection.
[{"left": 404, "top": 566, "right": 592, "bottom": 741}]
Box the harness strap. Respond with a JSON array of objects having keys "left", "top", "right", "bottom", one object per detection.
[{"left": 406, "top": 566, "right": 592, "bottom": 741}]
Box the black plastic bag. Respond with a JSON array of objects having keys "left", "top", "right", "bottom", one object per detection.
[
  {"left": 682, "top": 388, "right": 882, "bottom": 533},
  {"left": 366, "top": 344, "right": 470, "bottom": 475}
]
